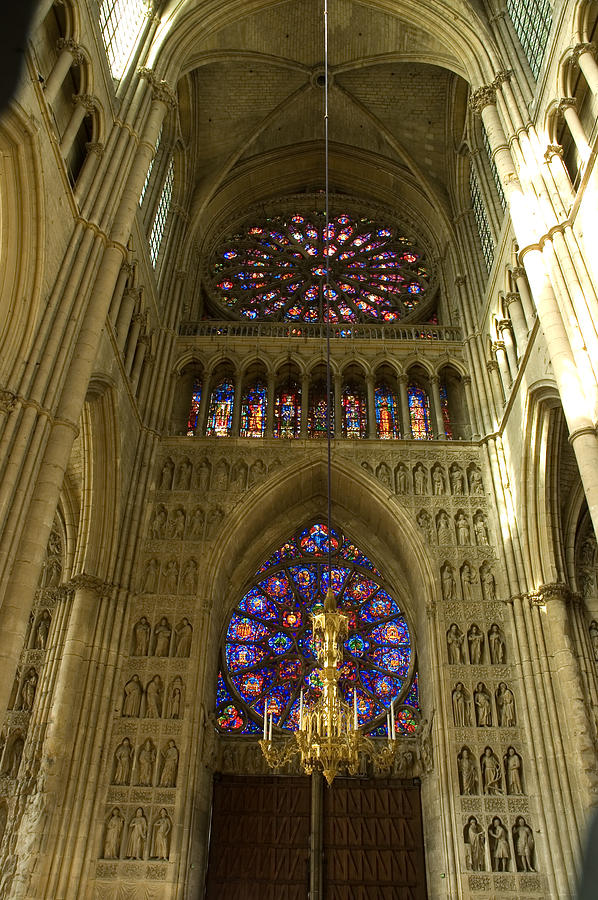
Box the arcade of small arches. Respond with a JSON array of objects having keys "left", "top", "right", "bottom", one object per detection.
[{"left": 177, "top": 358, "right": 471, "bottom": 441}]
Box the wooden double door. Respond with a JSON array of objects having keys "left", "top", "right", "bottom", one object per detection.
[{"left": 205, "top": 775, "right": 427, "bottom": 899}]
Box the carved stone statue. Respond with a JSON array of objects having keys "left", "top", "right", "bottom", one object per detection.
[
  {"left": 122, "top": 675, "right": 142, "bottom": 717},
  {"left": 446, "top": 623, "right": 464, "bottom": 663},
  {"left": 469, "top": 467, "right": 483, "bottom": 494},
  {"left": 432, "top": 466, "right": 446, "bottom": 495},
  {"left": 103, "top": 808, "right": 124, "bottom": 859},
  {"left": 488, "top": 624, "right": 506, "bottom": 664},
  {"left": 416, "top": 510, "right": 433, "bottom": 544},
  {"left": 159, "top": 740, "right": 179, "bottom": 787},
  {"left": 450, "top": 465, "right": 465, "bottom": 495},
  {"left": 175, "top": 618, "right": 193, "bottom": 657},
  {"left": 19, "top": 669, "right": 38, "bottom": 712},
  {"left": 461, "top": 563, "right": 477, "bottom": 601},
  {"left": 496, "top": 682, "right": 516, "bottom": 727},
  {"left": 214, "top": 460, "right": 228, "bottom": 491},
  {"left": 4, "top": 734, "right": 24, "bottom": 777},
  {"left": 504, "top": 745, "right": 523, "bottom": 794},
  {"left": 413, "top": 464, "right": 427, "bottom": 495},
  {"left": 181, "top": 558, "right": 198, "bottom": 594},
  {"left": 452, "top": 683, "right": 471, "bottom": 726},
  {"left": 163, "top": 560, "right": 179, "bottom": 593},
  {"left": 458, "top": 747, "right": 478, "bottom": 794},
  {"left": 417, "top": 714, "right": 433, "bottom": 773},
  {"left": 474, "top": 682, "right": 492, "bottom": 726},
  {"left": 481, "top": 746, "right": 502, "bottom": 794},
  {"left": 473, "top": 511, "right": 489, "bottom": 545},
  {"left": 145, "top": 675, "right": 163, "bottom": 717},
  {"left": 589, "top": 620, "right": 598, "bottom": 660},
  {"left": 489, "top": 817, "right": 510, "bottom": 871},
  {"left": 480, "top": 564, "right": 496, "bottom": 602},
  {"left": 464, "top": 816, "right": 485, "bottom": 870},
  {"left": 167, "top": 677, "right": 183, "bottom": 718},
  {"left": 125, "top": 808, "right": 147, "bottom": 860},
  {"left": 468, "top": 624, "right": 484, "bottom": 664},
  {"left": 151, "top": 506, "right": 167, "bottom": 540},
  {"left": 437, "top": 511, "right": 451, "bottom": 544},
  {"left": 150, "top": 808, "right": 171, "bottom": 860},
  {"left": 230, "top": 462, "right": 247, "bottom": 491},
  {"left": 396, "top": 465, "right": 408, "bottom": 493},
  {"left": 137, "top": 739, "right": 156, "bottom": 786},
  {"left": 207, "top": 507, "right": 224, "bottom": 536},
  {"left": 170, "top": 508, "right": 186, "bottom": 540},
  {"left": 189, "top": 507, "right": 204, "bottom": 539},
  {"left": 132, "top": 617, "right": 151, "bottom": 656},
  {"left": 34, "top": 611, "right": 50, "bottom": 650},
  {"left": 512, "top": 817, "right": 535, "bottom": 871},
  {"left": 113, "top": 738, "right": 133, "bottom": 785},
  {"left": 456, "top": 512, "right": 470, "bottom": 545},
  {"left": 249, "top": 460, "right": 266, "bottom": 486},
  {"left": 376, "top": 463, "right": 392, "bottom": 489},
  {"left": 197, "top": 460, "right": 210, "bottom": 492},
  {"left": 143, "top": 558, "right": 160, "bottom": 593},
  {"left": 175, "top": 458, "right": 192, "bottom": 490},
  {"left": 441, "top": 563, "right": 456, "bottom": 601},
  {"left": 160, "top": 458, "right": 174, "bottom": 490},
  {"left": 153, "top": 618, "right": 172, "bottom": 656}
]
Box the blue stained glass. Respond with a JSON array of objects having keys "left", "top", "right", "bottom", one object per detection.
[
  {"left": 308, "top": 384, "right": 331, "bottom": 438},
  {"left": 343, "top": 572, "right": 379, "bottom": 604},
  {"left": 217, "top": 671, "right": 232, "bottom": 705},
  {"left": 232, "top": 669, "right": 273, "bottom": 702},
  {"left": 258, "top": 541, "right": 301, "bottom": 573},
  {"left": 346, "top": 634, "right": 369, "bottom": 657},
  {"left": 375, "top": 385, "right": 399, "bottom": 439},
  {"left": 298, "top": 523, "right": 340, "bottom": 555},
  {"left": 339, "top": 540, "right": 382, "bottom": 575},
  {"left": 259, "top": 572, "right": 294, "bottom": 602},
  {"left": 238, "top": 589, "right": 278, "bottom": 621},
  {"left": 226, "top": 644, "right": 266, "bottom": 672},
  {"left": 408, "top": 383, "right": 432, "bottom": 440},
  {"left": 268, "top": 632, "right": 293, "bottom": 655},
  {"left": 206, "top": 380, "right": 234, "bottom": 437},
  {"left": 240, "top": 381, "right": 267, "bottom": 438},
  {"left": 320, "top": 567, "right": 350, "bottom": 596},
  {"left": 360, "top": 669, "right": 402, "bottom": 702},
  {"left": 342, "top": 384, "right": 367, "bottom": 438},
  {"left": 369, "top": 619, "right": 409, "bottom": 645},
  {"left": 278, "top": 656, "right": 302, "bottom": 681},
  {"left": 396, "top": 705, "right": 418, "bottom": 734},
  {"left": 405, "top": 675, "right": 419, "bottom": 707},
  {"left": 186, "top": 379, "right": 202, "bottom": 435},
  {"left": 288, "top": 565, "right": 318, "bottom": 600},
  {"left": 370, "top": 647, "right": 410, "bottom": 677},
  {"left": 226, "top": 615, "right": 270, "bottom": 643},
  {"left": 361, "top": 590, "right": 400, "bottom": 622},
  {"left": 439, "top": 382, "right": 453, "bottom": 439},
  {"left": 274, "top": 385, "right": 301, "bottom": 438}
]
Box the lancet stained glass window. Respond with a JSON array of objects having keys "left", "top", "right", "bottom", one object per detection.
[
  {"left": 375, "top": 384, "right": 400, "bottom": 439},
  {"left": 216, "top": 522, "right": 419, "bottom": 736},
  {"left": 342, "top": 384, "right": 367, "bottom": 438},
  {"left": 206, "top": 380, "right": 234, "bottom": 437},
  {"left": 274, "top": 383, "right": 301, "bottom": 438},
  {"left": 186, "top": 379, "right": 202, "bottom": 436},
  {"left": 98, "top": 0, "right": 147, "bottom": 80},
  {"left": 439, "top": 382, "right": 453, "bottom": 440},
  {"left": 506, "top": 0, "right": 551, "bottom": 79},
  {"left": 240, "top": 381, "right": 267, "bottom": 438},
  {"left": 308, "top": 382, "right": 332, "bottom": 438},
  {"left": 210, "top": 212, "right": 430, "bottom": 322},
  {"left": 408, "top": 384, "right": 433, "bottom": 440}
]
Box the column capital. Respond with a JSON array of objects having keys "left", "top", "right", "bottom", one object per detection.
[
  {"left": 511, "top": 266, "right": 526, "bottom": 279},
  {"left": 138, "top": 68, "right": 177, "bottom": 109},
  {"left": 538, "top": 582, "right": 571, "bottom": 604},
  {"left": 571, "top": 42, "right": 596, "bottom": 67},
  {"left": 497, "top": 318, "right": 512, "bottom": 332},
  {"left": 486, "top": 359, "right": 499, "bottom": 373},
  {"left": 558, "top": 97, "right": 577, "bottom": 115},
  {"left": 462, "top": 375, "right": 472, "bottom": 387},
  {"left": 455, "top": 274, "right": 467, "bottom": 287},
  {"left": 171, "top": 203, "right": 190, "bottom": 222},
  {"left": 504, "top": 291, "right": 521, "bottom": 307},
  {"left": 430, "top": 374, "right": 440, "bottom": 385},
  {"left": 544, "top": 144, "right": 564, "bottom": 161},
  {"left": 85, "top": 141, "right": 104, "bottom": 158},
  {"left": 72, "top": 93, "right": 96, "bottom": 113},
  {"left": 398, "top": 372, "right": 409, "bottom": 385},
  {"left": 469, "top": 84, "right": 497, "bottom": 115},
  {"left": 0, "top": 389, "right": 18, "bottom": 413},
  {"left": 491, "top": 340, "right": 506, "bottom": 353},
  {"left": 69, "top": 573, "right": 114, "bottom": 596},
  {"left": 131, "top": 312, "right": 146, "bottom": 326},
  {"left": 493, "top": 69, "right": 512, "bottom": 86},
  {"left": 56, "top": 37, "right": 85, "bottom": 66}
]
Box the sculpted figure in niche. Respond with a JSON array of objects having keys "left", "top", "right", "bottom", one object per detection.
[
  {"left": 230, "top": 461, "right": 247, "bottom": 491},
  {"left": 34, "top": 610, "right": 51, "bottom": 650},
  {"left": 188, "top": 507, "right": 204, "bottom": 540},
  {"left": 496, "top": 682, "right": 516, "bottom": 727},
  {"left": 489, "top": 817, "right": 510, "bottom": 871},
  {"left": 456, "top": 512, "right": 470, "bottom": 545},
  {"left": 214, "top": 460, "right": 228, "bottom": 491},
  {"left": 159, "top": 740, "right": 179, "bottom": 787},
  {"left": 413, "top": 464, "right": 427, "bottom": 495},
  {"left": 396, "top": 465, "right": 408, "bottom": 493},
  {"left": 153, "top": 617, "right": 172, "bottom": 656},
  {"left": 446, "top": 623, "right": 465, "bottom": 664},
  {"left": 376, "top": 463, "right": 392, "bottom": 489},
  {"left": 416, "top": 510, "right": 433, "bottom": 544},
  {"left": 589, "top": 620, "right": 598, "bottom": 660},
  {"left": 468, "top": 624, "right": 484, "bottom": 664},
  {"left": 181, "top": 558, "right": 198, "bottom": 594},
  {"left": 137, "top": 738, "right": 156, "bottom": 786},
  {"left": 394, "top": 749, "right": 416, "bottom": 778},
  {"left": 151, "top": 808, "right": 172, "bottom": 860},
  {"left": 437, "top": 512, "right": 451, "bottom": 544},
  {"left": 207, "top": 507, "right": 224, "bottom": 537},
  {"left": 361, "top": 462, "right": 373, "bottom": 475},
  {"left": 473, "top": 511, "right": 489, "bottom": 545},
  {"left": 450, "top": 465, "right": 465, "bottom": 495},
  {"left": 151, "top": 506, "right": 167, "bottom": 540},
  {"left": 113, "top": 737, "right": 133, "bottom": 785},
  {"left": 126, "top": 808, "right": 147, "bottom": 860},
  {"left": 175, "top": 618, "right": 193, "bottom": 657},
  {"left": 145, "top": 675, "right": 163, "bottom": 717},
  {"left": 488, "top": 624, "right": 506, "bottom": 664},
  {"left": 504, "top": 745, "right": 523, "bottom": 794},
  {"left": 480, "top": 564, "right": 496, "bottom": 602},
  {"left": 163, "top": 559, "right": 179, "bottom": 593},
  {"left": 458, "top": 746, "right": 478, "bottom": 795},
  {"left": 175, "top": 458, "right": 192, "bottom": 490},
  {"left": 132, "top": 616, "right": 151, "bottom": 656},
  {"left": 167, "top": 677, "right": 183, "bottom": 718},
  {"left": 581, "top": 536, "right": 597, "bottom": 566},
  {"left": 45, "top": 556, "right": 62, "bottom": 587},
  {"left": 249, "top": 460, "right": 266, "bottom": 486},
  {"left": 474, "top": 682, "right": 492, "bottom": 726},
  {"left": 20, "top": 668, "right": 38, "bottom": 711},
  {"left": 461, "top": 563, "right": 477, "bottom": 601},
  {"left": 469, "top": 466, "right": 483, "bottom": 495},
  {"left": 170, "top": 508, "right": 186, "bottom": 540},
  {"left": 452, "top": 683, "right": 472, "bottom": 726},
  {"left": 122, "top": 675, "right": 142, "bottom": 717},
  {"left": 160, "top": 458, "right": 174, "bottom": 490},
  {"left": 432, "top": 466, "right": 446, "bottom": 495},
  {"left": 513, "top": 817, "right": 535, "bottom": 871},
  {"left": 142, "top": 558, "right": 159, "bottom": 593},
  {"left": 197, "top": 460, "right": 210, "bottom": 493},
  {"left": 103, "top": 808, "right": 124, "bottom": 859},
  {"left": 4, "top": 733, "right": 24, "bottom": 777},
  {"left": 464, "top": 816, "right": 486, "bottom": 871},
  {"left": 481, "top": 746, "right": 502, "bottom": 794}
]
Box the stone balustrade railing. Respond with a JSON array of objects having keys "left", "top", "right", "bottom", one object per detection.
[{"left": 179, "top": 321, "right": 462, "bottom": 342}]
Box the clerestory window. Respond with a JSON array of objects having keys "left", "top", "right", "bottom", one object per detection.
[
  {"left": 148, "top": 157, "right": 174, "bottom": 267},
  {"left": 506, "top": 0, "right": 552, "bottom": 79},
  {"left": 98, "top": 0, "right": 147, "bottom": 81}
]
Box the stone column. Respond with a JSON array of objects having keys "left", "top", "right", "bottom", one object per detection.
[
  {"left": 108, "top": 263, "right": 133, "bottom": 323},
  {"left": 130, "top": 335, "right": 148, "bottom": 393},
  {"left": 197, "top": 372, "right": 211, "bottom": 437},
  {"left": 333, "top": 373, "right": 342, "bottom": 438},
  {"left": 300, "top": 373, "right": 310, "bottom": 438},
  {"left": 511, "top": 266, "right": 536, "bottom": 326},
  {"left": 486, "top": 360, "right": 503, "bottom": 411},
  {"left": 266, "top": 374, "right": 275, "bottom": 438},
  {"left": 115, "top": 288, "right": 140, "bottom": 353},
  {"left": 398, "top": 374, "right": 412, "bottom": 438},
  {"left": 44, "top": 39, "right": 85, "bottom": 106},
  {"left": 59, "top": 94, "right": 95, "bottom": 157},
  {"left": 365, "top": 374, "right": 376, "bottom": 439},
  {"left": 73, "top": 141, "right": 104, "bottom": 205},
  {"left": 492, "top": 341, "right": 511, "bottom": 390},
  {"left": 124, "top": 314, "right": 143, "bottom": 376},
  {"left": 498, "top": 319, "right": 518, "bottom": 372},
  {"left": 558, "top": 98, "right": 591, "bottom": 164},
  {"left": 572, "top": 42, "right": 598, "bottom": 95},
  {"left": 462, "top": 376, "right": 476, "bottom": 438},
  {"left": 429, "top": 376, "right": 446, "bottom": 440},
  {"left": 504, "top": 291, "right": 528, "bottom": 346},
  {"left": 231, "top": 372, "right": 243, "bottom": 437}
]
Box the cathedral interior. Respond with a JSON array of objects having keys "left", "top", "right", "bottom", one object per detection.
[{"left": 1, "top": 0, "right": 598, "bottom": 897}]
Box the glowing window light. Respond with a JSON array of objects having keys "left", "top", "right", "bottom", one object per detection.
[
  {"left": 149, "top": 157, "right": 174, "bottom": 267},
  {"left": 98, "top": 0, "right": 147, "bottom": 81},
  {"left": 274, "top": 384, "right": 301, "bottom": 438},
  {"left": 186, "top": 379, "right": 202, "bottom": 436},
  {"left": 469, "top": 168, "right": 494, "bottom": 272},
  {"left": 206, "top": 380, "right": 234, "bottom": 437},
  {"left": 240, "top": 381, "right": 267, "bottom": 438},
  {"left": 506, "top": 0, "right": 551, "bottom": 79},
  {"left": 439, "top": 382, "right": 453, "bottom": 440},
  {"left": 482, "top": 125, "right": 506, "bottom": 213},
  {"left": 342, "top": 384, "right": 367, "bottom": 438},
  {"left": 374, "top": 385, "right": 399, "bottom": 439},
  {"left": 408, "top": 383, "right": 433, "bottom": 440},
  {"left": 139, "top": 125, "right": 163, "bottom": 206},
  {"left": 308, "top": 382, "right": 332, "bottom": 438}
]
